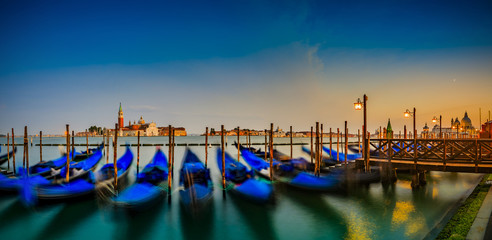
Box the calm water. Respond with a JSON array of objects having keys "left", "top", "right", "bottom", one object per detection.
[{"left": 0, "top": 136, "right": 482, "bottom": 240}]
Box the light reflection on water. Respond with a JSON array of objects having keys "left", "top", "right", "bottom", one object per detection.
[{"left": 0, "top": 136, "right": 484, "bottom": 240}]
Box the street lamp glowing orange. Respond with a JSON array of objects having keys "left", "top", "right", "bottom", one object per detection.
[
  {"left": 354, "top": 98, "right": 362, "bottom": 110},
  {"left": 432, "top": 116, "right": 438, "bottom": 123},
  {"left": 404, "top": 109, "right": 411, "bottom": 118}
]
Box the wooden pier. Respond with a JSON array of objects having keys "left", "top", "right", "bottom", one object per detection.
[{"left": 355, "top": 138, "right": 492, "bottom": 174}]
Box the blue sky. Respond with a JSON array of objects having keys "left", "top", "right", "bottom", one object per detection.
[{"left": 1, "top": 0, "right": 492, "bottom": 134}]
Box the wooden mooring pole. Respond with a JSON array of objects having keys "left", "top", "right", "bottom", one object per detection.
[
  {"left": 106, "top": 130, "right": 109, "bottom": 164},
  {"left": 221, "top": 125, "right": 226, "bottom": 189},
  {"left": 66, "top": 125, "right": 70, "bottom": 182},
  {"left": 345, "top": 121, "right": 348, "bottom": 167},
  {"left": 290, "top": 126, "right": 293, "bottom": 159},
  {"left": 11, "top": 129, "right": 16, "bottom": 174},
  {"left": 114, "top": 123, "right": 118, "bottom": 191},
  {"left": 310, "top": 126, "right": 313, "bottom": 164},
  {"left": 269, "top": 123, "right": 274, "bottom": 181},
  {"left": 237, "top": 126, "right": 240, "bottom": 162},
  {"left": 72, "top": 130, "right": 75, "bottom": 160},
  {"left": 172, "top": 128, "right": 175, "bottom": 178},
  {"left": 358, "top": 129, "right": 361, "bottom": 154},
  {"left": 137, "top": 131, "right": 140, "bottom": 175},
  {"left": 264, "top": 129, "right": 267, "bottom": 162},
  {"left": 24, "top": 126, "right": 29, "bottom": 171},
  {"left": 205, "top": 127, "right": 208, "bottom": 167},
  {"left": 329, "top": 127, "right": 332, "bottom": 158},
  {"left": 7, "top": 133, "right": 10, "bottom": 170},
  {"left": 39, "top": 131, "right": 42, "bottom": 162},
  {"left": 315, "top": 122, "right": 319, "bottom": 175},
  {"left": 168, "top": 125, "right": 172, "bottom": 194},
  {"left": 337, "top": 128, "right": 340, "bottom": 162},
  {"left": 22, "top": 127, "right": 26, "bottom": 168},
  {"left": 320, "top": 124, "right": 324, "bottom": 176},
  {"left": 86, "top": 130, "right": 89, "bottom": 158}
]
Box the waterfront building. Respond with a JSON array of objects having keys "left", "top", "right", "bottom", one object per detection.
[
  {"left": 480, "top": 121, "right": 492, "bottom": 138},
  {"left": 115, "top": 104, "right": 185, "bottom": 136},
  {"left": 431, "top": 111, "right": 476, "bottom": 136}
]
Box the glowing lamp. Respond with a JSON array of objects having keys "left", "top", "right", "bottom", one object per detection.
[
  {"left": 432, "top": 116, "right": 438, "bottom": 123},
  {"left": 404, "top": 109, "right": 411, "bottom": 118},
  {"left": 354, "top": 98, "right": 362, "bottom": 110}
]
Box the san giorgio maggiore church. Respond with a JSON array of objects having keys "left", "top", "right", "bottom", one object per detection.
[{"left": 116, "top": 103, "right": 187, "bottom": 137}]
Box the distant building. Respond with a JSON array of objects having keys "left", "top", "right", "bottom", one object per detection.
[
  {"left": 115, "top": 104, "right": 185, "bottom": 136},
  {"left": 480, "top": 121, "right": 492, "bottom": 138},
  {"left": 431, "top": 111, "right": 477, "bottom": 137}
]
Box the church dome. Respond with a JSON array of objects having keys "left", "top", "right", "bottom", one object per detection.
[
  {"left": 423, "top": 122, "right": 429, "bottom": 130},
  {"left": 138, "top": 116, "right": 145, "bottom": 124},
  {"left": 461, "top": 111, "right": 472, "bottom": 128}
]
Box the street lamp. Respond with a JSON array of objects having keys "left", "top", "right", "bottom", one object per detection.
[
  {"left": 404, "top": 108, "right": 416, "bottom": 140},
  {"left": 432, "top": 115, "right": 442, "bottom": 138},
  {"left": 354, "top": 94, "right": 368, "bottom": 172}
]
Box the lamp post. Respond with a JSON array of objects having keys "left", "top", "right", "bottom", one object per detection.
[
  {"left": 404, "top": 107, "right": 417, "bottom": 163},
  {"left": 432, "top": 115, "right": 442, "bottom": 138},
  {"left": 354, "top": 94, "right": 368, "bottom": 172}
]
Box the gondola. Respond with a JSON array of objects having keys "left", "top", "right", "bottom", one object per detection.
[
  {"left": 113, "top": 148, "right": 168, "bottom": 210},
  {"left": 179, "top": 148, "right": 213, "bottom": 211},
  {"left": 0, "top": 151, "right": 80, "bottom": 193},
  {"left": 26, "top": 146, "right": 133, "bottom": 205},
  {"left": 0, "top": 147, "right": 16, "bottom": 166},
  {"left": 241, "top": 149, "right": 342, "bottom": 192},
  {"left": 322, "top": 146, "right": 361, "bottom": 162},
  {"left": 301, "top": 146, "right": 338, "bottom": 166},
  {"left": 73, "top": 143, "right": 105, "bottom": 161},
  {"left": 216, "top": 148, "right": 273, "bottom": 204}
]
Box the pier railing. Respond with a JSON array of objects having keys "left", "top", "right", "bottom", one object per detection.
[{"left": 368, "top": 138, "right": 492, "bottom": 172}]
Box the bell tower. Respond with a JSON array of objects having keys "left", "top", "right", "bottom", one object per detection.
[{"left": 118, "top": 103, "right": 124, "bottom": 127}]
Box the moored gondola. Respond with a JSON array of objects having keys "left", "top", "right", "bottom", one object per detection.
[
  {"left": 216, "top": 148, "right": 273, "bottom": 204},
  {"left": 179, "top": 148, "right": 213, "bottom": 212},
  {"left": 112, "top": 148, "right": 169, "bottom": 210}
]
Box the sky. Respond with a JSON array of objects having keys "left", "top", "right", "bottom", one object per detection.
[{"left": 1, "top": 0, "right": 492, "bottom": 135}]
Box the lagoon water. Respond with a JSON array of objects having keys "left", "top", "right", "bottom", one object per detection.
[{"left": 0, "top": 136, "right": 482, "bottom": 240}]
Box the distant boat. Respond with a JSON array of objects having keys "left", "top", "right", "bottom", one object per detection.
[
  {"left": 241, "top": 149, "right": 342, "bottom": 192},
  {"left": 179, "top": 148, "right": 213, "bottom": 211},
  {"left": 216, "top": 148, "right": 273, "bottom": 204},
  {"left": 24, "top": 146, "right": 133, "bottom": 205},
  {"left": 112, "top": 148, "right": 169, "bottom": 210},
  {"left": 0, "top": 147, "right": 16, "bottom": 166}
]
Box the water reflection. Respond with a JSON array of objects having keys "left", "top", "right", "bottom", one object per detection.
[
  {"left": 228, "top": 193, "right": 277, "bottom": 240},
  {"left": 280, "top": 186, "right": 347, "bottom": 239},
  {"left": 112, "top": 198, "right": 166, "bottom": 240},
  {"left": 179, "top": 201, "right": 215, "bottom": 240},
  {"left": 35, "top": 200, "right": 98, "bottom": 240}
]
